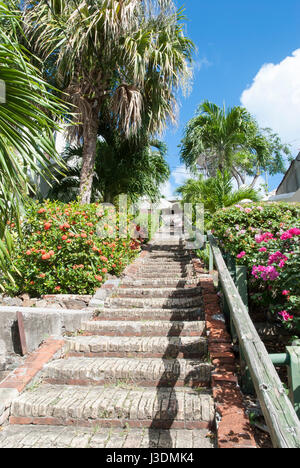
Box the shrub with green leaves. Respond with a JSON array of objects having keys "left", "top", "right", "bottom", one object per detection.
[
  {"left": 3, "top": 200, "right": 141, "bottom": 296},
  {"left": 212, "top": 202, "right": 300, "bottom": 333}
]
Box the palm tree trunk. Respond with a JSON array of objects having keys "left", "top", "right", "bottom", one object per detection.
[
  {"left": 249, "top": 173, "right": 260, "bottom": 189},
  {"left": 79, "top": 115, "right": 99, "bottom": 204}
]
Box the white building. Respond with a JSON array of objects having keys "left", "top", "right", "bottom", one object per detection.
[{"left": 268, "top": 153, "right": 300, "bottom": 202}]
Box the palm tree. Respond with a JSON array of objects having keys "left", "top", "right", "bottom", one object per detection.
[
  {"left": 44, "top": 135, "right": 170, "bottom": 203},
  {"left": 23, "top": 0, "right": 194, "bottom": 204},
  {"left": 0, "top": 2, "right": 66, "bottom": 274},
  {"left": 180, "top": 101, "right": 290, "bottom": 188},
  {"left": 177, "top": 170, "right": 260, "bottom": 215}
]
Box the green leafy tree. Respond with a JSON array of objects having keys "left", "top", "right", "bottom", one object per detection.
[
  {"left": 45, "top": 135, "right": 170, "bottom": 203},
  {"left": 180, "top": 101, "right": 291, "bottom": 188},
  {"left": 24, "top": 0, "right": 194, "bottom": 203},
  {"left": 0, "top": 2, "right": 66, "bottom": 275},
  {"left": 177, "top": 170, "right": 260, "bottom": 215}
]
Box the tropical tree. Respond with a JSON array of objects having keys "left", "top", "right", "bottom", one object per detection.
[
  {"left": 44, "top": 135, "right": 170, "bottom": 203},
  {"left": 177, "top": 170, "right": 260, "bottom": 215},
  {"left": 0, "top": 2, "right": 66, "bottom": 274},
  {"left": 180, "top": 101, "right": 291, "bottom": 188},
  {"left": 23, "top": 0, "right": 194, "bottom": 204}
]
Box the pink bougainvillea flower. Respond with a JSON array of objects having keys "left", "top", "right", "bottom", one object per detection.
[
  {"left": 278, "top": 310, "right": 293, "bottom": 321},
  {"left": 237, "top": 251, "right": 246, "bottom": 259},
  {"left": 259, "top": 247, "right": 267, "bottom": 252},
  {"left": 282, "top": 290, "right": 290, "bottom": 296}
]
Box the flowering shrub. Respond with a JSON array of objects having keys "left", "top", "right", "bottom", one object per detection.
[
  {"left": 4, "top": 200, "right": 142, "bottom": 296},
  {"left": 212, "top": 203, "right": 300, "bottom": 333}
]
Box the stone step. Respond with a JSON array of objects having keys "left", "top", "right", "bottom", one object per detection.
[
  {"left": 10, "top": 385, "right": 214, "bottom": 430},
  {"left": 43, "top": 357, "right": 212, "bottom": 387},
  {"left": 120, "top": 278, "right": 200, "bottom": 288},
  {"left": 64, "top": 335, "right": 207, "bottom": 358},
  {"left": 136, "top": 272, "right": 195, "bottom": 279},
  {"left": 115, "top": 287, "right": 201, "bottom": 299},
  {"left": 146, "top": 258, "right": 192, "bottom": 264},
  {"left": 149, "top": 254, "right": 191, "bottom": 260},
  {"left": 107, "top": 296, "right": 202, "bottom": 309},
  {"left": 95, "top": 307, "right": 204, "bottom": 321},
  {"left": 81, "top": 320, "right": 205, "bottom": 337},
  {"left": 0, "top": 425, "right": 215, "bottom": 448},
  {"left": 140, "top": 264, "right": 194, "bottom": 271}
]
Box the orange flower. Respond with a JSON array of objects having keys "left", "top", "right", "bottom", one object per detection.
[
  {"left": 39, "top": 273, "right": 46, "bottom": 278},
  {"left": 26, "top": 250, "right": 31, "bottom": 256},
  {"left": 44, "top": 222, "right": 52, "bottom": 230},
  {"left": 95, "top": 275, "right": 103, "bottom": 282},
  {"left": 42, "top": 253, "right": 51, "bottom": 260},
  {"left": 54, "top": 286, "right": 61, "bottom": 291},
  {"left": 62, "top": 235, "right": 68, "bottom": 240},
  {"left": 81, "top": 233, "right": 87, "bottom": 238}
]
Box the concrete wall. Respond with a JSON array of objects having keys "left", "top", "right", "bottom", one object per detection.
[{"left": 0, "top": 307, "right": 94, "bottom": 356}]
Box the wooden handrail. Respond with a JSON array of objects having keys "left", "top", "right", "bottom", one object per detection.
[{"left": 207, "top": 232, "right": 300, "bottom": 448}]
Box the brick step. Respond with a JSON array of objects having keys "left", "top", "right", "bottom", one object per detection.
[
  {"left": 0, "top": 425, "right": 215, "bottom": 448},
  {"left": 107, "top": 296, "right": 202, "bottom": 309},
  {"left": 146, "top": 258, "right": 192, "bottom": 264},
  {"left": 64, "top": 336, "right": 208, "bottom": 358},
  {"left": 81, "top": 320, "right": 206, "bottom": 337},
  {"left": 43, "top": 357, "right": 212, "bottom": 387},
  {"left": 134, "top": 272, "right": 195, "bottom": 279},
  {"left": 115, "top": 287, "right": 201, "bottom": 298},
  {"left": 140, "top": 264, "right": 194, "bottom": 272},
  {"left": 95, "top": 307, "right": 204, "bottom": 321},
  {"left": 10, "top": 385, "right": 214, "bottom": 430},
  {"left": 148, "top": 254, "right": 191, "bottom": 260},
  {"left": 120, "top": 278, "right": 200, "bottom": 288}
]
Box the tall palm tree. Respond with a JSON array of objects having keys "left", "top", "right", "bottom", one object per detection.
[
  {"left": 0, "top": 2, "right": 66, "bottom": 275},
  {"left": 177, "top": 170, "right": 260, "bottom": 215},
  {"left": 24, "top": 0, "right": 194, "bottom": 203},
  {"left": 180, "top": 101, "right": 289, "bottom": 188}
]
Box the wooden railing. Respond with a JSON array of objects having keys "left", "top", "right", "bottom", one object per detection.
[{"left": 206, "top": 231, "right": 300, "bottom": 449}]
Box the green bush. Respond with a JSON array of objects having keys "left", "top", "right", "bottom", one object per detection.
[
  {"left": 212, "top": 202, "right": 300, "bottom": 333},
  {"left": 4, "top": 200, "right": 141, "bottom": 296}
]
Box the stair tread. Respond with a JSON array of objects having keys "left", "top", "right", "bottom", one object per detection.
[
  {"left": 44, "top": 356, "right": 212, "bottom": 383},
  {"left": 0, "top": 425, "right": 214, "bottom": 448},
  {"left": 11, "top": 384, "right": 214, "bottom": 424}
]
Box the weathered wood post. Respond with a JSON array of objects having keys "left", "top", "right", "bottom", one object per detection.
[{"left": 286, "top": 342, "right": 300, "bottom": 418}]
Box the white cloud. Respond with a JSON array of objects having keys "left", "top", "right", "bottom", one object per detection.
[
  {"left": 172, "top": 164, "right": 196, "bottom": 185},
  {"left": 241, "top": 49, "right": 300, "bottom": 155},
  {"left": 193, "top": 57, "right": 212, "bottom": 73},
  {"left": 160, "top": 181, "right": 174, "bottom": 199}
]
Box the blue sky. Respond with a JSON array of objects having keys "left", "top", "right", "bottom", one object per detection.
[{"left": 163, "top": 0, "right": 300, "bottom": 197}]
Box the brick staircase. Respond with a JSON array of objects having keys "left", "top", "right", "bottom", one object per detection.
[{"left": 0, "top": 239, "right": 216, "bottom": 448}]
